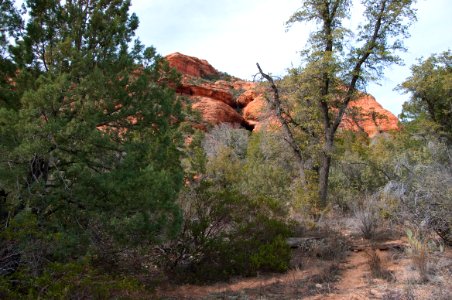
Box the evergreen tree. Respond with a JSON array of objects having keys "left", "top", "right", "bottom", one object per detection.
[
  {"left": 0, "top": 0, "right": 23, "bottom": 110},
  {"left": 0, "top": 0, "right": 184, "bottom": 275}
]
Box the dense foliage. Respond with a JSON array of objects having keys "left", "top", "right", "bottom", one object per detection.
[
  {"left": 399, "top": 50, "right": 452, "bottom": 141},
  {"left": 159, "top": 125, "right": 294, "bottom": 283},
  {"left": 0, "top": 0, "right": 184, "bottom": 296}
]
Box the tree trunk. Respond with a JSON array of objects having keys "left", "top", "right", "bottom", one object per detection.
[{"left": 318, "top": 135, "right": 333, "bottom": 207}]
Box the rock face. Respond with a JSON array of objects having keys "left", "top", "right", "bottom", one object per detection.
[
  {"left": 192, "top": 97, "right": 246, "bottom": 126},
  {"left": 340, "top": 94, "right": 400, "bottom": 137},
  {"left": 166, "top": 52, "right": 218, "bottom": 78},
  {"left": 166, "top": 52, "right": 399, "bottom": 137}
]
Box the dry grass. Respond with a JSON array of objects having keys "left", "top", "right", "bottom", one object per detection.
[
  {"left": 382, "top": 287, "right": 416, "bottom": 300},
  {"left": 355, "top": 204, "right": 380, "bottom": 240},
  {"left": 366, "top": 248, "right": 394, "bottom": 281},
  {"left": 406, "top": 228, "right": 430, "bottom": 282}
]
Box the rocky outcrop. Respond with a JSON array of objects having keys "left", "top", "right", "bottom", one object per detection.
[
  {"left": 166, "top": 53, "right": 259, "bottom": 129},
  {"left": 179, "top": 79, "right": 235, "bottom": 107},
  {"left": 166, "top": 52, "right": 218, "bottom": 78},
  {"left": 192, "top": 97, "right": 246, "bottom": 126},
  {"left": 165, "top": 52, "right": 399, "bottom": 137},
  {"left": 341, "top": 94, "right": 400, "bottom": 137},
  {"left": 242, "top": 95, "right": 267, "bottom": 126}
]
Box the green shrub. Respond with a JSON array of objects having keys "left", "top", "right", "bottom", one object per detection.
[
  {"left": 250, "top": 236, "right": 291, "bottom": 272},
  {"left": 0, "top": 260, "right": 144, "bottom": 299},
  {"left": 159, "top": 182, "right": 293, "bottom": 283}
]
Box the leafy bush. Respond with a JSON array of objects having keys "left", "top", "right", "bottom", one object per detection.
[
  {"left": 330, "top": 132, "right": 392, "bottom": 211},
  {"left": 160, "top": 125, "right": 299, "bottom": 283},
  {"left": 333, "top": 128, "right": 451, "bottom": 246},
  {"left": 158, "top": 182, "right": 293, "bottom": 283},
  {"left": 250, "top": 236, "right": 291, "bottom": 272}
]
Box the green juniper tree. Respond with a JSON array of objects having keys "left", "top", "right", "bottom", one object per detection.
[
  {"left": 0, "top": 0, "right": 23, "bottom": 110},
  {"left": 0, "top": 0, "right": 184, "bottom": 277}
]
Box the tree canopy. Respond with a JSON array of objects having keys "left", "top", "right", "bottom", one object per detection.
[
  {"left": 0, "top": 0, "right": 184, "bottom": 277},
  {"left": 399, "top": 50, "right": 452, "bottom": 141},
  {"left": 264, "top": 0, "right": 417, "bottom": 207}
]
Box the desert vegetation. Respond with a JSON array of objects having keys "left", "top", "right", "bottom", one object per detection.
[{"left": 0, "top": 0, "right": 451, "bottom": 299}]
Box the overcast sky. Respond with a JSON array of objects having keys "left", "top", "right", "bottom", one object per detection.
[{"left": 129, "top": 0, "right": 451, "bottom": 116}]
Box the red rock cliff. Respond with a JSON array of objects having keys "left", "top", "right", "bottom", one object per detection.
[
  {"left": 166, "top": 52, "right": 399, "bottom": 137},
  {"left": 340, "top": 94, "right": 400, "bottom": 137},
  {"left": 166, "top": 52, "right": 218, "bottom": 78}
]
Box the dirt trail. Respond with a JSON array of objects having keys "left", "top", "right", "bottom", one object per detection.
[
  {"left": 305, "top": 240, "right": 401, "bottom": 300},
  {"left": 155, "top": 259, "right": 333, "bottom": 299},
  {"left": 155, "top": 234, "right": 450, "bottom": 299},
  {"left": 316, "top": 250, "right": 370, "bottom": 300},
  {"left": 156, "top": 240, "right": 395, "bottom": 299},
  {"left": 336, "top": 250, "right": 369, "bottom": 289}
]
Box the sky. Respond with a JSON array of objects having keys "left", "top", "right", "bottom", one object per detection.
[{"left": 130, "top": 0, "right": 451, "bottom": 117}]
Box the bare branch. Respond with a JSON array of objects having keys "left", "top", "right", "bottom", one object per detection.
[{"left": 256, "top": 63, "right": 307, "bottom": 187}]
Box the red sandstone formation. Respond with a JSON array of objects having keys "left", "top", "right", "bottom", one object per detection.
[
  {"left": 341, "top": 94, "right": 400, "bottom": 137},
  {"left": 166, "top": 52, "right": 218, "bottom": 78},
  {"left": 165, "top": 52, "right": 399, "bottom": 137},
  {"left": 181, "top": 79, "right": 235, "bottom": 107},
  {"left": 242, "top": 95, "right": 267, "bottom": 126},
  {"left": 192, "top": 97, "right": 245, "bottom": 126}
]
